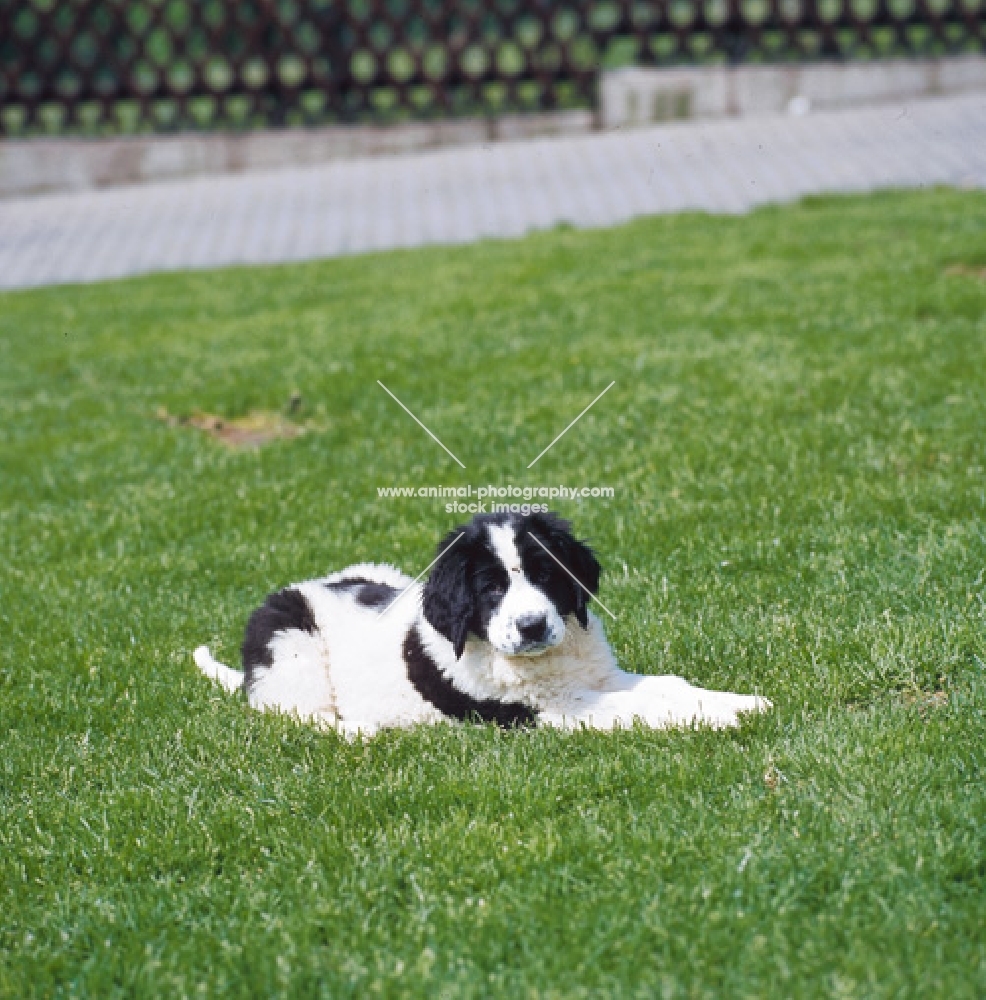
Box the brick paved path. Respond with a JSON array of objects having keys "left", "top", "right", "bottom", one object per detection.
[{"left": 2, "top": 94, "right": 984, "bottom": 290}]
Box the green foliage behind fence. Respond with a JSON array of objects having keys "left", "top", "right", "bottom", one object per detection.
[{"left": 1, "top": 0, "right": 983, "bottom": 135}]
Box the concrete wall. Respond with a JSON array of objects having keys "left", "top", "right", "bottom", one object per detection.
[
  {"left": 2, "top": 56, "right": 985, "bottom": 198},
  {"left": 0, "top": 111, "right": 593, "bottom": 199},
  {"left": 599, "top": 55, "right": 986, "bottom": 128}
]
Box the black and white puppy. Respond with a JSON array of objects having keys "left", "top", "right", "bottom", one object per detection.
[{"left": 194, "top": 511, "right": 771, "bottom": 735}]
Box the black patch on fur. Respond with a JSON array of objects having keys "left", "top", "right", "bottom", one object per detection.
[
  {"left": 354, "top": 582, "right": 397, "bottom": 609},
  {"left": 324, "top": 575, "right": 397, "bottom": 609},
  {"left": 324, "top": 575, "right": 376, "bottom": 590},
  {"left": 403, "top": 627, "right": 536, "bottom": 728},
  {"left": 241, "top": 587, "right": 317, "bottom": 685}
]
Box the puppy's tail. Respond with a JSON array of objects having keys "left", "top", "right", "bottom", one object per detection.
[{"left": 193, "top": 645, "right": 244, "bottom": 693}]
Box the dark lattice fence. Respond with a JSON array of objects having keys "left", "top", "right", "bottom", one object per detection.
[{"left": 1, "top": 0, "right": 982, "bottom": 135}]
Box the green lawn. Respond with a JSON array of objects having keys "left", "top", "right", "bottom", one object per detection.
[{"left": 1, "top": 189, "right": 984, "bottom": 998}]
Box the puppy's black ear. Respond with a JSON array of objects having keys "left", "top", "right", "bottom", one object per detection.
[
  {"left": 530, "top": 512, "right": 601, "bottom": 629},
  {"left": 565, "top": 535, "right": 601, "bottom": 629},
  {"left": 422, "top": 529, "right": 475, "bottom": 659}
]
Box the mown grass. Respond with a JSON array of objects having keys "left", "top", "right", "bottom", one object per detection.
[{"left": 1, "top": 188, "right": 984, "bottom": 998}]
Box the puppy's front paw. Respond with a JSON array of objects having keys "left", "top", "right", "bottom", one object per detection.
[
  {"left": 691, "top": 691, "right": 772, "bottom": 729},
  {"left": 723, "top": 692, "right": 773, "bottom": 726},
  {"left": 738, "top": 693, "right": 772, "bottom": 714}
]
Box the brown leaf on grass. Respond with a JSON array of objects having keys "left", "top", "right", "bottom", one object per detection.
[{"left": 156, "top": 407, "right": 304, "bottom": 449}]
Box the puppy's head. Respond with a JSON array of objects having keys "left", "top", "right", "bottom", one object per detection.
[{"left": 422, "top": 511, "right": 601, "bottom": 659}]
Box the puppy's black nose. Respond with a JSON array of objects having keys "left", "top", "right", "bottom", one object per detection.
[{"left": 516, "top": 614, "right": 548, "bottom": 645}]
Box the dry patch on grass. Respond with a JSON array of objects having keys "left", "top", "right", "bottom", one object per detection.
[
  {"left": 944, "top": 263, "right": 986, "bottom": 279},
  {"left": 901, "top": 689, "right": 950, "bottom": 713},
  {"left": 156, "top": 406, "right": 305, "bottom": 449}
]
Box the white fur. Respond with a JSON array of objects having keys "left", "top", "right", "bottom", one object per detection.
[
  {"left": 193, "top": 645, "right": 243, "bottom": 692},
  {"left": 193, "top": 536, "right": 771, "bottom": 735}
]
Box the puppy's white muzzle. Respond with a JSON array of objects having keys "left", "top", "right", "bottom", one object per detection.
[{"left": 488, "top": 605, "right": 566, "bottom": 657}]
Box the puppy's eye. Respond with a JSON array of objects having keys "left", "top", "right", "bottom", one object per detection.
[{"left": 479, "top": 577, "right": 506, "bottom": 598}]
